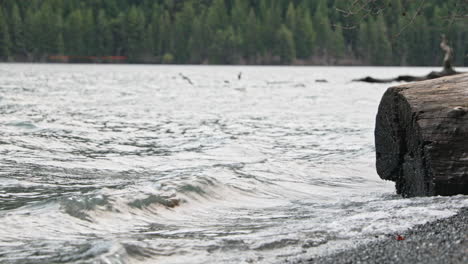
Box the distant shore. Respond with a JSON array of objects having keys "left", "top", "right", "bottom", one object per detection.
[
  {"left": 295, "top": 207, "right": 468, "bottom": 264},
  {"left": 1, "top": 61, "right": 467, "bottom": 68}
]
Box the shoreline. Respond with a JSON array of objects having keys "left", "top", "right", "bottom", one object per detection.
[
  {"left": 295, "top": 207, "right": 468, "bottom": 264},
  {"left": 1, "top": 61, "right": 467, "bottom": 68}
]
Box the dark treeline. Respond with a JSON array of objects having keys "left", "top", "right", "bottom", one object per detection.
[{"left": 0, "top": 0, "right": 466, "bottom": 65}]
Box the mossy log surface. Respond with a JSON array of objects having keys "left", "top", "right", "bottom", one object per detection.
[{"left": 375, "top": 73, "right": 468, "bottom": 197}]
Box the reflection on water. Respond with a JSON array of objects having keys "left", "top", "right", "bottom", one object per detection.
[{"left": 0, "top": 64, "right": 467, "bottom": 264}]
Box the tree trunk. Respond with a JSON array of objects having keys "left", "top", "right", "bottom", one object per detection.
[
  {"left": 355, "top": 35, "right": 463, "bottom": 83},
  {"left": 375, "top": 73, "right": 468, "bottom": 197}
]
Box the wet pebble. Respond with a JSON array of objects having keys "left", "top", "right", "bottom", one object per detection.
[{"left": 295, "top": 207, "right": 468, "bottom": 264}]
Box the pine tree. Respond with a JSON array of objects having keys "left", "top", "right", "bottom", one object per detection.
[
  {"left": 9, "top": 4, "right": 25, "bottom": 56},
  {"left": 230, "top": 0, "right": 249, "bottom": 60},
  {"left": 65, "top": 10, "right": 84, "bottom": 55},
  {"left": 96, "top": 10, "right": 113, "bottom": 56},
  {"left": 276, "top": 24, "right": 295, "bottom": 64},
  {"left": 313, "top": 0, "right": 333, "bottom": 57},
  {"left": 158, "top": 11, "right": 172, "bottom": 60},
  {"left": 243, "top": 8, "right": 259, "bottom": 62},
  {"left": 357, "top": 21, "right": 367, "bottom": 62},
  {"left": 0, "top": 7, "right": 11, "bottom": 60},
  {"left": 374, "top": 14, "right": 392, "bottom": 65},
  {"left": 367, "top": 18, "right": 379, "bottom": 65},
  {"left": 231, "top": 0, "right": 249, "bottom": 30},
  {"left": 285, "top": 3, "right": 296, "bottom": 32},
  {"left": 260, "top": 1, "right": 282, "bottom": 56},
  {"left": 188, "top": 16, "right": 203, "bottom": 63},
  {"left": 174, "top": 3, "right": 195, "bottom": 63},
  {"left": 0, "top": 0, "right": 464, "bottom": 65},
  {"left": 36, "top": 2, "right": 57, "bottom": 55},
  {"left": 331, "top": 24, "right": 346, "bottom": 59},
  {"left": 55, "top": 14, "right": 65, "bottom": 55},
  {"left": 149, "top": 6, "right": 161, "bottom": 56},
  {"left": 125, "top": 6, "right": 146, "bottom": 60},
  {"left": 82, "top": 9, "right": 95, "bottom": 56},
  {"left": 206, "top": 0, "right": 228, "bottom": 33},
  {"left": 110, "top": 12, "right": 126, "bottom": 56},
  {"left": 295, "top": 9, "right": 316, "bottom": 58},
  {"left": 223, "top": 26, "right": 242, "bottom": 64},
  {"left": 143, "top": 23, "right": 154, "bottom": 58},
  {"left": 23, "top": 8, "right": 38, "bottom": 58}
]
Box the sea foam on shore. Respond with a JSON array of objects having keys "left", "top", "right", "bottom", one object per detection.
[{"left": 297, "top": 207, "right": 468, "bottom": 264}]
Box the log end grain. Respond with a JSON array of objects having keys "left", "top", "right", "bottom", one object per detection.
[{"left": 375, "top": 73, "right": 468, "bottom": 197}]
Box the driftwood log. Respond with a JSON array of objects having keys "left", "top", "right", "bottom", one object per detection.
[
  {"left": 375, "top": 73, "right": 468, "bottom": 197},
  {"left": 355, "top": 35, "right": 463, "bottom": 83}
]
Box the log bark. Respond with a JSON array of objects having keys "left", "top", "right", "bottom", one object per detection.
[
  {"left": 375, "top": 73, "right": 468, "bottom": 197},
  {"left": 355, "top": 35, "right": 463, "bottom": 83}
]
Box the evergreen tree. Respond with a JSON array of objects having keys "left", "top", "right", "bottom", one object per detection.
[
  {"left": 243, "top": 8, "right": 259, "bottom": 62},
  {"left": 206, "top": 0, "right": 228, "bottom": 33},
  {"left": 36, "top": 2, "right": 58, "bottom": 55},
  {"left": 0, "top": 0, "right": 464, "bottom": 65},
  {"left": 65, "top": 10, "right": 84, "bottom": 55},
  {"left": 188, "top": 15, "right": 205, "bottom": 63},
  {"left": 174, "top": 3, "right": 195, "bottom": 63},
  {"left": 331, "top": 24, "right": 346, "bottom": 59},
  {"left": 0, "top": 7, "right": 11, "bottom": 60},
  {"left": 259, "top": 1, "right": 282, "bottom": 56},
  {"left": 125, "top": 6, "right": 146, "bottom": 60},
  {"left": 143, "top": 23, "right": 154, "bottom": 58},
  {"left": 405, "top": 16, "right": 430, "bottom": 65},
  {"left": 367, "top": 18, "right": 379, "bottom": 65},
  {"left": 110, "top": 13, "right": 126, "bottom": 56},
  {"left": 158, "top": 10, "right": 172, "bottom": 60},
  {"left": 55, "top": 14, "right": 65, "bottom": 55},
  {"left": 295, "top": 9, "right": 316, "bottom": 58},
  {"left": 148, "top": 5, "right": 162, "bottom": 56},
  {"left": 374, "top": 14, "right": 392, "bottom": 65},
  {"left": 96, "top": 10, "right": 113, "bottom": 56},
  {"left": 231, "top": 0, "right": 249, "bottom": 30},
  {"left": 285, "top": 3, "right": 296, "bottom": 32},
  {"left": 357, "top": 21, "right": 370, "bottom": 62},
  {"left": 9, "top": 4, "right": 25, "bottom": 56},
  {"left": 313, "top": 0, "right": 333, "bottom": 57},
  {"left": 276, "top": 24, "right": 295, "bottom": 64},
  {"left": 23, "top": 7, "right": 38, "bottom": 58},
  {"left": 57, "top": 32, "right": 65, "bottom": 55},
  {"left": 231, "top": 0, "right": 249, "bottom": 60},
  {"left": 82, "top": 9, "right": 95, "bottom": 56},
  {"left": 223, "top": 26, "right": 242, "bottom": 64}
]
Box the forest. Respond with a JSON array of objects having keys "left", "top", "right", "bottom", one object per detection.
[{"left": 0, "top": 0, "right": 466, "bottom": 65}]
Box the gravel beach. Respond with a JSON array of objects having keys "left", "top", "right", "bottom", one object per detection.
[{"left": 296, "top": 207, "right": 468, "bottom": 264}]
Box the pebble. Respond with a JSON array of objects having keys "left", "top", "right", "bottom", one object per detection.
[{"left": 292, "top": 207, "right": 468, "bottom": 264}]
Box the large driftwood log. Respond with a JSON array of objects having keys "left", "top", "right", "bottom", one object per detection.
[
  {"left": 375, "top": 73, "right": 468, "bottom": 197},
  {"left": 355, "top": 35, "right": 462, "bottom": 83}
]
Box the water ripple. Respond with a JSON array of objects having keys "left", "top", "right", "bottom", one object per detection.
[{"left": 1, "top": 64, "right": 467, "bottom": 264}]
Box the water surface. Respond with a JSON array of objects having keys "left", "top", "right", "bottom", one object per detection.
[{"left": 0, "top": 64, "right": 467, "bottom": 264}]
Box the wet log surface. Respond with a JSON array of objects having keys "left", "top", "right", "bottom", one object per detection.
[{"left": 375, "top": 73, "right": 468, "bottom": 197}]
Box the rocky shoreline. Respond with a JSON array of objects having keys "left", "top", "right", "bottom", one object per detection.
[{"left": 295, "top": 207, "right": 468, "bottom": 264}]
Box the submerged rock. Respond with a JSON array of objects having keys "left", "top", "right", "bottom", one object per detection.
[
  {"left": 315, "top": 79, "right": 328, "bottom": 83},
  {"left": 375, "top": 73, "right": 468, "bottom": 197}
]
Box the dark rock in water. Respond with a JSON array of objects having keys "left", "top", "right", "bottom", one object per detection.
[
  {"left": 375, "top": 73, "right": 468, "bottom": 197},
  {"left": 315, "top": 79, "right": 328, "bottom": 83}
]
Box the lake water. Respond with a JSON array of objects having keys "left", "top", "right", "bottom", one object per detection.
[{"left": 0, "top": 64, "right": 467, "bottom": 264}]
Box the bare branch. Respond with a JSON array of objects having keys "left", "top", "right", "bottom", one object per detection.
[{"left": 392, "top": 0, "right": 427, "bottom": 39}]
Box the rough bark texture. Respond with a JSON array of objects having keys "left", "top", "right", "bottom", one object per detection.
[
  {"left": 355, "top": 35, "right": 462, "bottom": 83},
  {"left": 375, "top": 73, "right": 468, "bottom": 197}
]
